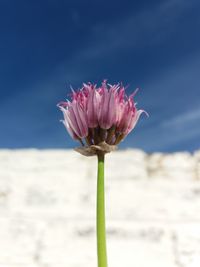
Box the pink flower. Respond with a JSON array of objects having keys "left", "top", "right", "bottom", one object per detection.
[{"left": 57, "top": 80, "right": 147, "bottom": 149}]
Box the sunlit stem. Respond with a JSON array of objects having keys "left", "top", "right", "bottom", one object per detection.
[{"left": 97, "top": 152, "right": 108, "bottom": 267}]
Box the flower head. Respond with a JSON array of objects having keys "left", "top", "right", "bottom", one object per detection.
[{"left": 57, "top": 80, "right": 147, "bottom": 156}]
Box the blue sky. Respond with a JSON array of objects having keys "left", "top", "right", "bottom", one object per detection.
[{"left": 0, "top": 0, "right": 200, "bottom": 152}]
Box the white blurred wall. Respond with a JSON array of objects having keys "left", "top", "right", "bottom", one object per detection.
[{"left": 0, "top": 149, "right": 200, "bottom": 267}]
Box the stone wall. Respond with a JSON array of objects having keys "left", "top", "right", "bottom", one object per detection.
[{"left": 0, "top": 149, "right": 200, "bottom": 267}]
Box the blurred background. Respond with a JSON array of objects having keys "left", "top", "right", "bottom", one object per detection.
[
  {"left": 1, "top": 1, "right": 200, "bottom": 267},
  {"left": 0, "top": 0, "right": 200, "bottom": 152}
]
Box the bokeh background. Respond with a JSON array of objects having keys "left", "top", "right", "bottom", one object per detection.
[
  {"left": 1, "top": 0, "right": 200, "bottom": 151},
  {"left": 1, "top": 2, "right": 200, "bottom": 267}
]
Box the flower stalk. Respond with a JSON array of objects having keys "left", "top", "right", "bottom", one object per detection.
[
  {"left": 57, "top": 80, "right": 147, "bottom": 267},
  {"left": 97, "top": 152, "right": 107, "bottom": 267}
]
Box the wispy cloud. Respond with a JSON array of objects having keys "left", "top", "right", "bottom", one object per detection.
[
  {"left": 73, "top": 0, "right": 195, "bottom": 61},
  {"left": 145, "top": 106, "right": 200, "bottom": 150},
  {"left": 161, "top": 108, "right": 200, "bottom": 129}
]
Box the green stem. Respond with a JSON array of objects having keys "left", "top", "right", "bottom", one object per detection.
[{"left": 97, "top": 152, "right": 108, "bottom": 267}]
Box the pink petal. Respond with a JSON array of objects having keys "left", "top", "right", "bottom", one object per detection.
[
  {"left": 87, "top": 87, "right": 98, "bottom": 128},
  {"left": 126, "top": 109, "right": 147, "bottom": 135},
  {"left": 59, "top": 106, "right": 79, "bottom": 139},
  {"left": 62, "top": 119, "right": 78, "bottom": 140},
  {"left": 107, "top": 88, "right": 117, "bottom": 127},
  {"left": 71, "top": 102, "right": 88, "bottom": 138}
]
